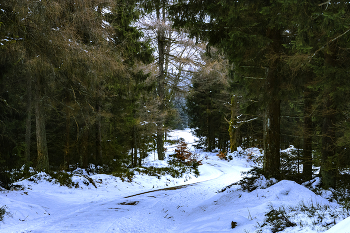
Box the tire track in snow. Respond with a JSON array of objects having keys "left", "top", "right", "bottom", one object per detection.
[{"left": 123, "top": 160, "right": 226, "bottom": 199}]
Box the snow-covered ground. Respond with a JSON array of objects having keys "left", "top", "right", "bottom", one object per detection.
[{"left": 0, "top": 129, "right": 349, "bottom": 232}]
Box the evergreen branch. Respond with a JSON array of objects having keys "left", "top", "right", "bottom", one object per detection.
[{"left": 309, "top": 27, "right": 350, "bottom": 62}]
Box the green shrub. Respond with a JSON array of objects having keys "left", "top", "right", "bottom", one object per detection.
[
  {"left": 257, "top": 201, "right": 350, "bottom": 232},
  {"left": 261, "top": 205, "right": 296, "bottom": 232},
  {"left": 134, "top": 161, "right": 199, "bottom": 179},
  {"left": 112, "top": 167, "right": 135, "bottom": 182},
  {"left": 280, "top": 150, "right": 303, "bottom": 183},
  {"left": 48, "top": 171, "right": 74, "bottom": 187},
  {"left": 0, "top": 206, "right": 7, "bottom": 221}
]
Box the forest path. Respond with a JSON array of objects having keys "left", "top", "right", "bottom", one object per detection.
[{"left": 2, "top": 159, "right": 248, "bottom": 233}]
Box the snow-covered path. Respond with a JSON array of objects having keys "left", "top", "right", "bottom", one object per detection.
[{"left": 1, "top": 156, "right": 248, "bottom": 233}]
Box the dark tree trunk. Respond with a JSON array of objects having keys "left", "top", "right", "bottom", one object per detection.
[
  {"left": 263, "top": 28, "right": 282, "bottom": 179},
  {"left": 229, "top": 95, "right": 238, "bottom": 152},
  {"left": 208, "top": 116, "right": 214, "bottom": 151},
  {"left": 263, "top": 95, "right": 281, "bottom": 179},
  {"left": 95, "top": 98, "right": 102, "bottom": 165},
  {"left": 132, "top": 125, "right": 138, "bottom": 167},
  {"left": 303, "top": 90, "right": 313, "bottom": 181},
  {"left": 34, "top": 76, "right": 49, "bottom": 172},
  {"left": 320, "top": 50, "right": 338, "bottom": 189},
  {"left": 65, "top": 110, "right": 70, "bottom": 170},
  {"left": 81, "top": 128, "right": 89, "bottom": 169},
  {"left": 156, "top": 1, "right": 166, "bottom": 160},
  {"left": 156, "top": 128, "right": 164, "bottom": 160},
  {"left": 64, "top": 90, "right": 71, "bottom": 170},
  {"left": 25, "top": 77, "right": 32, "bottom": 163},
  {"left": 321, "top": 98, "right": 337, "bottom": 189}
]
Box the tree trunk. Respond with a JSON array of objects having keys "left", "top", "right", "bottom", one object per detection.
[
  {"left": 303, "top": 90, "right": 313, "bottom": 181},
  {"left": 25, "top": 77, "right": 32, "bottom": 163},
  {"left": 64, "top": 110, "right": 70, "bottom": 170},
  {"left": 133, "top": 125, "right": 138, "bottom": 167},
  {"left": 263, "top": 96, "right": 281, "bottom": 179},
  {"left": 81, "top": 128, "right": 89, "bottom": 169},
  {"left": 95, "top": 98, "right": 102, "bottom": 165},
  {"left": 320, "top": 50, "right": 338, "bottom": 189},
  {"left": 34, "top": 76, "right": 49, "bottom": 172},
  {"left": 64, "top": 90, "right": 71, "bottom": 170},
  {"left": 321, "top": 98, "right": 336, "bottom": 189},
  {"left": 263, "top": 28, "right": 281, "bottom": 179},
  {"left": 263, "top": 65, "right": 281, "bottom": 179},
  {"left": 156, "top": 1, "right": 166, "bottom": 160},
  {"left": 229, "top": 95, "right": 238, "bottom": 152}
]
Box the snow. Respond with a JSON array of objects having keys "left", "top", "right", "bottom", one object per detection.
[
  {"left": 326, "top": 217, "right": 350, "bottom": 233},
  {"left": 0, "top": 129, "right": 349, "bottom": 232}
]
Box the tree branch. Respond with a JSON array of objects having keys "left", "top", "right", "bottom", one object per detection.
[
  {"left": 309, "top": 27, "right": 350, "bottom": 62},
  {"left": 318, "top": 0, "right": 330, "bottom": 6}
]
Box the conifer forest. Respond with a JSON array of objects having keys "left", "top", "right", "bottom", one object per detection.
[{"left": 1, "top": 0, "right": 350, "bottom": 197}]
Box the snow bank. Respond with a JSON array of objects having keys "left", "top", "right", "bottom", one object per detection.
[{"left": 325, "top": 217, "right": 350, "bottom": 233}]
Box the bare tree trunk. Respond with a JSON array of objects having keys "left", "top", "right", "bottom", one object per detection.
[
  {"left": 156, "top": 1, "right": 166, "bottom": 160},
  {"left": 64, "top": 108, "right": 70, "bottom": 170},
  {"left": 139, "top": 143, "right": 144, "bottom": 167},
  {"left": 95, "top": 98, "right": 102, "bottom": 165},
  {"left": 63, "top": 89, "right": 71, "bottom": 170},
  {"left": 25, "top": 77, "right": 32, "bottom": 163},
  {"left": 303, "top": 90, "right": 313, "bottom": 181},
  {"left": 133, "top": 125, "right": 138, "bottom": 167},
  {"left": 321, "top": 97, "right": 336, "bottom": 189},
  {"left": 81, "top": 127, "right": 89, "bottom": 169},
  {"left": 263, "top": 96, "right": 281, "bottom": 179},
  {"left": 229, "top": 95, "right": 238, "bottom": 152},
  {"left": 320, "top": 50, "right": 338, "bottom": 189},
  {"left": 34, "top": 76, "right": 49, "bottom": 172},
  {"left": 263, "top": 64, "right": 281, "bottom": 179},
  {"left": 263, "top": 28, "right": 281, "bottom": 179}
]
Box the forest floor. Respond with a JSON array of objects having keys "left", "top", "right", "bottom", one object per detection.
[{"left": 0, "top": 129, "right": 349, "bottom": 233}]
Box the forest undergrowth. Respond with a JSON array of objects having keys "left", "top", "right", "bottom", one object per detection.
[{"left": 218, "top": 148, "right": 350, "bottom": 233}]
